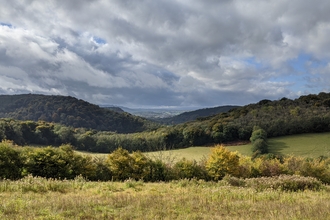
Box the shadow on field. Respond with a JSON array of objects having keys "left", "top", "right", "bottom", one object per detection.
[{"left": 268, "top": 141, "right": 289, "bottom": 156}]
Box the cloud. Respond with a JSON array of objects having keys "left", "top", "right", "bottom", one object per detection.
[{"left": 1, "top": 0, "right": 330, "bottom": 107}]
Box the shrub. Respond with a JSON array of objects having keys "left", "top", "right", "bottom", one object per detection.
[
  {"left": 254, "top": 158, "right": 285, "bottom": 177},
  {"left": 245, "top": 175, "right": 323, "bottom": 192},
  {"left": 172, "top": 158, "right": 208, "bottom": 180},
  {"left": 282, "top": 156, "right": 305, "bottom": 175},
  {"left": 299, "top": 159, "right": 330, "bottom": 184},
  {"left": 22, "top": 144, "right": 97, "bottom": 179},
  {"left": 0, "top": 140, "right": 23, "bottom": 180},
  {"left": 106, "top": 148, "right": 158, "bottom": 181},
  {"left": 106, "top": 148, "right": 134, "bottom": 181},
  {"left": 130, "top": 151, "right": 154, "bottom": 181},
  {"left": 206, "top": 145, "right": 240, "bottom": 181}
]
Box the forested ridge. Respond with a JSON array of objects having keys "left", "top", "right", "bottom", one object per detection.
[
  {"left": 1, "top": 92, "right": 330, "bottom": 153},
  {"left": 156, "top": 105, "right": 239, "bottom": 124},
  {"left": 0, "top": 94, "right": 159, "bottom": 133}
]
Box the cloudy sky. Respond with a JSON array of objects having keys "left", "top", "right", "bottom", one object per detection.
[{"left": 1, "top": 0, "right": 330, "bottom": 108}]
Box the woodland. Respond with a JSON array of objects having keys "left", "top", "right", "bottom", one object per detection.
[{"left": 0, "top": 92, "right": 330, "bottom": 153}]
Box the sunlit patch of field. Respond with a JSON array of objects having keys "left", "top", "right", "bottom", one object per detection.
[{"left": 76, "top": 132, "right": 330, "bottom": 162}]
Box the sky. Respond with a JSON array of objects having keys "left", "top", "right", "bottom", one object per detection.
[{"left": 1, "top": 0, "right": 330, "bottom": 108}]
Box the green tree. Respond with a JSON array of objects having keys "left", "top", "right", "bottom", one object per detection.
[
  {"left": 250, "top": 126, "right": 268, "bottom": 157},
  {"left": 106, "top": 148, "right": 134, "bottom": 181},
  {"left": 0, "top": 140, "right": 23, "bottom": 179}
]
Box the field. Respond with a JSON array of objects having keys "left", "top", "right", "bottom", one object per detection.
[
  {"left": 145, "top": 132, "right": 330, "bottom": 162},
  {"left": 1, "top": 176, "right": 330, "bottom": 220},
  {"left": 77, "top": 132, "right": 330, "bottom": 162},
  {"left": 2, "top": 133, "right": 330, "bottom": 219}
]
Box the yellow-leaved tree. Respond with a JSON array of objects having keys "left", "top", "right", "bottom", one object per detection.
[{"left": 206, "top": 145, "right": 240, "bottom": 181}]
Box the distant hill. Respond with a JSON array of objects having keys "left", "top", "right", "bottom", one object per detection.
[
  {"left": 0, "top": 94, "right": 159, "bottom": 133},
  {"left": 103, "top": 106, "right": 125, "bottom": 113},
  {"left": 158, "top": 105, "right": 240, "bottom": 124}
]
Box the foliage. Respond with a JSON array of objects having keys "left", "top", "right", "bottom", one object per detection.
[
  {"left": 172, "top": 158, "right": 208, "bottom": 180},
  {"left": 22, "top": 145, "right": 96, "bottom": 179},
  {"left": 106, "top": 148, "right": 161, "bottom": 181},
  {"left": 223, "top": 175, "right": 323, "bottom": 192},
  {"left": 205, "top": 145, "right": 240, "bottom": 180},
  {"left": 0, "top": 94, "right": 159, "bottom": 133},
  {"left": 0, "top": 140, "right": 23, "bottom": 180},
  {"left": 250, "top": 126, "right": 268, "bottom": 156},
  {"left": 158, "top": 105, "right": 239, "bottom": 125},
  {"left": 3, "top": 92, "right": 330, "bottom": 154}
]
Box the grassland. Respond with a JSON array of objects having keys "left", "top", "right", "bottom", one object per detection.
[
  {"left": 0, "top": 176, "right": 330, "bottom": 220},
  {"left": 146, "top": 132, "right": 330, "bottom": 162},
  {"left": 3, "top": 133, "right": 330, "bottom": 219},
  {"left": 77, "top": 132, "right": 330, "bottom": 163}
]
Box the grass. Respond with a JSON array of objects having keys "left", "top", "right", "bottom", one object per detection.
[
  {"left": 1, "top": 176, "right": 330, "bottom": 219},
  {"left": 146, "top": 132, "right": 330, "bottom": 161},
  {"left": 267, "top": 133, "right": 330, "bottom": 158},
  {"left": 145, "top": 146, "right": 212, "bottom": 163},
  {"left": 76, "top": 132, "right": 330, "bottom": 162}
]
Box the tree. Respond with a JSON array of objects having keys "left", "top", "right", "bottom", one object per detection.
[
  {"left": 250, "top": 126, "right": 268, "bottom": 157},
  {"left": 206, "top": 145, "right": 240, "bottom": 180},
  {"left": 106, "top": 148, "right": 134, "bottom": 181}
]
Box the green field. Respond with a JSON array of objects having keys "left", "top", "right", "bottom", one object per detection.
[
  {"left": 78, "top": 132, "right": 330, "bottom": 162},
  {"left": 146, "top": 132, "right": 330, "bottom": 161}
]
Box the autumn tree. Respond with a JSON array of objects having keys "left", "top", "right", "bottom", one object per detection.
[{"left": 206, "top": 145, "right": 240, "bottom": 180}]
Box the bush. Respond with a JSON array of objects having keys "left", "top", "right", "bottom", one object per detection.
[
  {"left": 106, "top": 148, "right": 158, "bottom": 181},
  {"left": 22, "top": 145, "right": 97, "bottom": 179},
  {"left": 299, "top": 159, "right": 330, "bottom": 184},
  {"left": 245, "top": 175, "right": 323, "bottom": 192},
  {"left": 0, "top": 140, "right": 23, "bottom": 180},
  {"left": 206, "top": 145, "right": 240, "bottom": 181},
  {"left": 172, "top": 158, "right": 208, "bottom": 180}
]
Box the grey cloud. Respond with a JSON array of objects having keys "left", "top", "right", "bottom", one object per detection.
[{"left": 1, "top": 0, "right": 330, "bottom": 107}]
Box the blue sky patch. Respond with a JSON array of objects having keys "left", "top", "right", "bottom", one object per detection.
[
  {"left": 93, "top": 36, "right": 106, "bottom": 45},
  {"left": 287, "top": 53, "right": 327, "bottom": 74},
  {"left": 244, "top": 57, "right": 264, "bottom": 70},
  {"left": 0, "top": 22, "right": 13, "bottom": 28}
]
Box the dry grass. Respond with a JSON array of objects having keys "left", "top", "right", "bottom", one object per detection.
[{"left": 1, "top": 177, "right": 330, "bottom": 219}]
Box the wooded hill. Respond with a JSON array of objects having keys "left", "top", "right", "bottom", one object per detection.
[
  {"left": 1, "top": 92, "right": 330, "bottom": 154},
  {"left": 0, "top": 94, "right": 159, "bottom": 133},
  {"left": 157, "top": 105, "right": 239, "bottom": 124}
]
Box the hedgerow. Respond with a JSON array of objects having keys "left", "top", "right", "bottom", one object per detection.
[{"left": 0, "top": 141, "right": 330, "bottom": 188}]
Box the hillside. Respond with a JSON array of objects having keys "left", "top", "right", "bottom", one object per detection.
[
  {"left": 0, "top": 94, "right": 159, "bottom": 133},
  {"left": 165, "top": 92, "right": 330, "bottom": 147},
  {"left": 2, "top": 92, "right": 330, "bottom": 154},
  {"left": 157, "top": 105, "right": 239, "bottom": 124}
]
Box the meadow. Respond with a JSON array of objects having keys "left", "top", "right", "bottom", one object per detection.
[
  {"left": 2, "top": 133, "right": 330, "bottom": 219},
  {"left": 0, "top": 175, "right": 329, "bottom": 220},
  {"left": 144, "top": 132, "right": 330, "bottom": 162}
]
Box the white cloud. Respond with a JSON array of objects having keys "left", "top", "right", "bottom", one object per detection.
[{"left": 1, "top": 0, "right": 330, "bottom": 107}]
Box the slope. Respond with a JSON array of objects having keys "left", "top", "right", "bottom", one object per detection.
[
  {"left": 158, "top": 105, "right": 239, "bottom": 124},
  {"left": 0, "top": 94, "right": 159, "bottom": 133}
]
